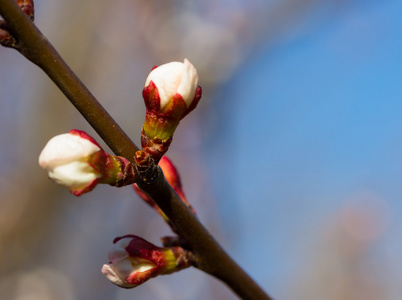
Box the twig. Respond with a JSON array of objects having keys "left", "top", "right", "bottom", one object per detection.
[{"left": 0, "top": 1, "right": 273, "bottom": 299}]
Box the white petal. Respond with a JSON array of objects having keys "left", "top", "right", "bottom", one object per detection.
[
  {"left": 108, "top": 238, "right": 131, "bottom": 263},
  {"left": 39, "top": 133, "right": 100, "bottom": 168},
  {"left": 129, "top": 258, "right": 155, "bottom": 273},
  {"left": 177, "top": 58, "right": 198, "bottom": 107},
  {"left": 145, "top": 62, "right": 183, "bottom": 110},
  {"left": 48, "top": 160, "right": 100, "bottom": 190},
  {"left": 102, "top": 263, "right": 136, "bottom": 288},
  {"left": 101, "top": 258, "right": 156, "bottom": 288}
]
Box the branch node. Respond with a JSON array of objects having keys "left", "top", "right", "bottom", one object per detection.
[{"left": 134, "top": 150, "right": 159, "bottom": 184}]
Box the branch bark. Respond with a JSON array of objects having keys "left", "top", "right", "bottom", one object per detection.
[{"left": 0, "top": 1, "right": 273, "bottom": 299}]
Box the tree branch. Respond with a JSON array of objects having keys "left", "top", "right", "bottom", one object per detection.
[{"left": 0, "top": 1, "right": 273, "bottom": 299}]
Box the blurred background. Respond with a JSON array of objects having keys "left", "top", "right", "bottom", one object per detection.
[{"left": 1, "top": 0, "right": 402, "bottom": 299}]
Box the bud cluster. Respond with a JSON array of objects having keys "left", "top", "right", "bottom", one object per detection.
[{"left": 37, "top": 58, "right": 202, "bottom": 289}]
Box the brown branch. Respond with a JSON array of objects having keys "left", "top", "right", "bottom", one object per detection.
[{"left": 0, "top": 1, "right": 273, "bottom": 299}]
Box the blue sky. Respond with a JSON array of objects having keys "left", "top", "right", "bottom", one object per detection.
[{"left": 205, "top": 0, "right": 402, "bottom": 297}]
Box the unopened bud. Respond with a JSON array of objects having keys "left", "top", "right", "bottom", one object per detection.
[
  {"left": 141, "top": 59, "right": 202, "bottom": 161},
  {"left": 158, "top": 156, "right": 193, "bottom": 212},
  {"left": 39, "top": 130, "right": 104, "bottom": 196},
  {"left": 39, "top": 130, "right": 138, "bottom": 196},
  {"left": 101, "top": 235, "right": 192, "bottom": 288}
]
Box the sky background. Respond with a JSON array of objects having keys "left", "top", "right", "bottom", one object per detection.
[
  {"left": 206, "top": 0, "right": 402, "bottom": 298},
  {"left": 1, "top": 0, "right": 402, "bottom": 299}
]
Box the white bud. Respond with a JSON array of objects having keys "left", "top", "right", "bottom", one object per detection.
[
  {"left": 102, "top": 236, "right": 157, "bottom": 288},
  {"left": 144, "top": 58, "right": 198, "bottom": 109},
  {"left": 39, "top": 133, "right": 102, "bottom": 192}
]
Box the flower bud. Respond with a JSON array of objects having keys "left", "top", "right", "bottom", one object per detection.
[
  {"left": 144, "top": 59, "right": 199, "bottom": 111},
  {"left": 39, "top": 130, "right": 138, "bottom": 196},
  {"left": 39, "top": 130, "right": 104, "bottom": 196},
  {"left": 141, "top": 59, "right": 202, "bottom": 162},
  {"left": 158, "top": 156, "right": 189, "bottom": 208},
  {"left": 102, "top": 235, "right": 191, "bottom": 288}
]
